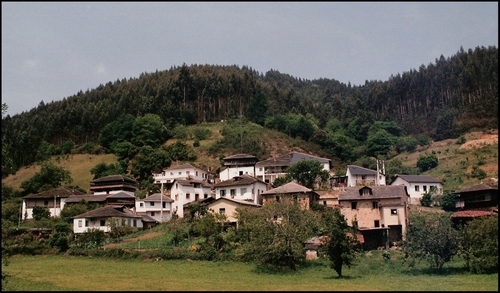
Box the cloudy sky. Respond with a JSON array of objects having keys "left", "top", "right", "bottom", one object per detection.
[{"left": 2, "top": 2, "right": 498, "bottom": 116}]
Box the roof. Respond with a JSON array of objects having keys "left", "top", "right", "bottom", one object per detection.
[
  {"left": 65, "top": 194, "right": 108, "bottom": 203},
  {"left": 23, "top": 187, "right": 85, "bottom": 199},
  {"left": 261, "top": 182, "right": 315, "bottom": 195},
  {"left": 290, "top": 151, "right": 331, "bottom": 164},
  {"left": 255, "top": 152, "right": 331, "bottom": 168},
  {"left": 163, "top": 163, "right": 203, "bottom": 171},
  {"left": 72, "top": 205, "right": 142, "bottom": 219},
  {"left": 223, "top": 153, "right": 257, "bottom": 160},
  {"left": 392, "top": 174, "right": 442, "bottom": 184},
  {"left": 142, "top": 193, "right": 174, "bottom": 203},
  {"left": 106, "top": 191, "right": 136, "bottom": 199},
  {"left": 183, "top": 197, "right": 216, "bottom": 207},
  {"left": 208, "top": 197, "right": 262, "bottom": 208},
  {"left": 140, "top": 214, "right": 159, "bottom": 223},
  {"left": 214, "top": 174, "right": 266, "bottom": 188},
  {"left": 451, "top": 209, "right": 497, "bottom": 218},
  {"left": 90, "top": 174, "right": 137, "bottom": 184},
  {"left": 338, "top": 185, "right": 409, "bottom": 201},
  {"left": 255, "top": 155, "right": 290, "bottom": 167},
  {"left": 453, "top": 183, "right": 498, "bottom": 194},
  {"left": 174, "top": 178, "right": 212, "bottom": 188},
  {"left": 347, "top": 165, "right": 380, "bottom": 175}
]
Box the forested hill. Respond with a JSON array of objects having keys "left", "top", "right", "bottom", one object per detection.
[{"left": 2, "top": 45, "right": 498, "bottom": 174}]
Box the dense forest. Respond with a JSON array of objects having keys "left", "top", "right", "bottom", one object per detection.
[{"left": 1, "top": 45, "right": 498, "bottom": 179}]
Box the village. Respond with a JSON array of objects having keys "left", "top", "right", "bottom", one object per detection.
[{"left": 20, "top": 151, "right": 499, "bottom": 253}]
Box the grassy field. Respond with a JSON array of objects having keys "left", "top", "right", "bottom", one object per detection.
[{"left": 3, "top": 250, "right": 498, "bottom": 291}]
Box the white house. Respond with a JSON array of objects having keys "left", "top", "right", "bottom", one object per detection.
[
  {"left": 152, "top": 163, "right": 209, "bottom": 184},
  {"left": 72, "top": 205, "right": 143, "bottom": 234},
  {"left": 214, "top": 174, "right": 269, "bottom": 205},
  {"left": 390, "top": 174, "right": 443, "bottom": 205},
  {"left": 135, "top": 192, "right": 174, "bottom": 222},
  {"left": 169, "top": 178, "right": 213, "bottom": 218},
  {"left": 22, "top": 187, "right": 85, "bottom": 220},
  {"left": 219, "top": 154, "right": 258, "bottom": 181},
  {"left": 346, "top": 165, "right": 386, "bottom": 187},
  {"left": 255, "top": 151, "right": 332, "bottom": 185}
]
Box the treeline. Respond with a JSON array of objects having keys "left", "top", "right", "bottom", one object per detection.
[{"left": 1, "top": 45, "right": 497, "bottom": 176}]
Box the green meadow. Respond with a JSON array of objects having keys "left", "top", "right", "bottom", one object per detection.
[{"left": 3, "top": 250, "right": 498, "bottom": 291}]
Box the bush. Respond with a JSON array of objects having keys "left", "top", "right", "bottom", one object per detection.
[{"left": 460, "top": 216, "right": 498, "bottom": 274}]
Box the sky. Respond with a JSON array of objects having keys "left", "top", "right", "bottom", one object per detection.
[{"left": 2, "top": 2, "right": 498, "bottom": 117}]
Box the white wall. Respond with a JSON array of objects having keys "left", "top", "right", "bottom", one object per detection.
[{"left": 219, "top": 166, "right": 255, "bottom": 181}]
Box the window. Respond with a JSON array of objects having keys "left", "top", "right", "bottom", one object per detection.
[
  {"left": 323, "top": 201, "right": 327, "bottom": 205},
  {"left": 44, "top": 200, "right": 49, "bottom": 206},
  {"left": 170, "top": 172, "right": 174, "bottom": 175},
  {"left": 178, "top": 171, "right": 182, "bottom": 175},
  {"left": 204, "top": 194, "right": 208, "bottom": 199},
  {"left": 372, "top": 201, "right": 379, "bottom": 209},
  {"left": 276, "top": 196, "right": 280, "bottom": 202},
  {"left": 374, "top": 220, "right": 380, "bottom": 227},
  {"left": 423, "top": 185, "right": 427, "bottom": 192},
  {"left": 133, "top": 220, "right": 137, "bottom": 227},
  {"left": 78, "top": 220, "right": 82, "bottom": 227},
  {"left": 230, "top": 189, "right": 236, "bottom": 197},
  {"left": 175, "top": 194, "right": 179, "bottom": 201},
  {"left": 361, "top": 175, "right": 366, "bottom": 180},
  {"left": 100, "top": 220, "right": 105, "bottom": 226},
  {"left": 415, "top": 185, "right": 420, "bottom": 192},
  {"left": 139, "top": 203, "right": 144, "bottom": 207},
  {"left": 186, "top": 193, "right": 190, "bottom": 200},
  {"left": 351, "top": 202, "right": 357, "bottom": 209},
  {"left": 162, "top": 202, "right": 166, "bottom": 208},
  {"left": 151, "top": 212, "right": 155, "bottom": 216},
  {"left": 220, "top": 189, "right": 226, "bottom": 197},
  {"left": 241, "top": 188, "right": 247, "bottom": 194},
  {"left": 196, "top": 171, "right": 198, "bottom": 176},
  {"left": 362, "top": 189, "right": 370, "bottom": 196},
  {"left": 239, "top": 171, "right": 243, "bottom": 176},
  {"left": 391, "top": 209, "right": 398, "bottom": 215},
  {"left": 293, "top": 194, "right": 298, "bottom": 201},
  {"left": 219, "top": 208, "right": 225, "bottom": 214},
  {"left": 195, "top": 194, "right": 199, "bottom": 201},
  {"left": 150, "top": 202, "right": 155, "bottom": 206},
  {"left": 85, "top": 220, "right": 89, "bottom": 227},
  {"left": 259, "top": 167, "right": 263, "bottom": 171}
]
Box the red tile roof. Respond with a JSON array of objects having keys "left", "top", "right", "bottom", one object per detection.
[{"left": 451, "top": 210, "right": 496, "bottom": 218}]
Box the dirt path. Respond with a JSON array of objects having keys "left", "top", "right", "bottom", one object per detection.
[{"left": 103, "top": 231, "right": 164, "bottom": 249}]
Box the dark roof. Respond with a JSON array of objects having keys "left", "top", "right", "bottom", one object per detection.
[
  {"left": 72, "top": 205, "right": 141, "bottom": 219},
  {"left": 214, "top": 174, "right": 266, "bottom": 188},
  {"left": 347, "top": 165, "right": 379, "bottom": 175},
  {"left": 339, "top": 185, "right": 409, "bottom": 201},
  {"left": 65, "top": 194, "right": 108, "bottom": 203},
  {"left": 290, "top": 151, "right": 330, "bottom": 164},
  {"left": 90, "top": 174, "right": 137, "bottom": 184},
  {"left": 174, "top": 178, "right": 212, "bottom": 188},
  {"left": 143, "top": 193, "right": 174, "bottom": 203},
  {"left": 23, "top": 187, "right": 85, "bottom": 199},
  {"left": 255, "top": 155, "right": 290, "bottom": 167},
  {"left": 453, "top": 183, "right": 498, "bottom": 194},
  {"left": 392, "top": 174, "right": 442, "bottom": 184},
  {"left": 207, "top": 197, "right": 262, "bottom": 208},
  {"left": 261, "top": 182, "right": 315, "bottom": 195},
  {"left": 140, "top": 214, "right": 159, "bottom": 223}
]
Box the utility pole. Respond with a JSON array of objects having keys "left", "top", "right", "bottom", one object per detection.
[{"left": 160, "top": 182, "right": 163, "bottom": 223}]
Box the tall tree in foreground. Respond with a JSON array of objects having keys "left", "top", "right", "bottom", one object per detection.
[
  {"left": 402, "top": 212, "right": 459, "bottom": 272},
  {"left": 320, "top": 208, "right": 362, "bottom": 278}
]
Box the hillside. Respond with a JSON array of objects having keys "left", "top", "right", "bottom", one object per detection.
[{"left": 2, "top": 125, "right": 497, "bottom": 194}]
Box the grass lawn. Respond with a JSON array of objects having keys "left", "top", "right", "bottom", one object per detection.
[{"left": 3, "top": 250, "right": 498, "bottom": 291}]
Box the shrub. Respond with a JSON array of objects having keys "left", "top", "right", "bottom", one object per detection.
[{"left": 460, "top": 216, "right": 498, "bottom": 274}]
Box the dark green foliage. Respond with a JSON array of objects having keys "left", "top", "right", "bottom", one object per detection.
[
  {"left": 20, "top": 162, "right": 72, "bottom": 195},
  {"left": 416, "top": 153, "right": 439, "bottom": 172},
  {"left": 272, "top": 176, "right": 292, "bottom": 187},
  {"left": 75, "top": 228, "right": 106, "bottom": 249},
  {"left": 193, "top": 127, "right": 212, "bottom": 141},
  {"left": 1, "top": 199, "right": 21, "bottom": 223},
  {"left": 366, "top": 129, "right": 398, "bottom": 158},
  {"left": 49, "top": 231, "right": 70, "bottom": 252},
  {"left": 284, "top": 160, "right": 330, "bottom": 190},
  {"left": 98, "top": 114, "right": 135, "bottom": 151},
  {"left": 265, "top": 113, "right": 317, "bottom": 141},
  {"left": 320, "top": 208, "right": 362, "bottom": 278},
  {"left": 403, "top": 212, "right": 460, "bottom": 272},
  {"left": 237, "top": 199, "right": 318, "bottom": 271},
  {"left": 132, "top": 114, "right": 168, "bottom": 148},
  {"left": 90, "top": 162, "right": 126, "bottom": 179},
  {"left": 470, "top": 165, "right": 487, "bottom": 180},
  {"left": 440, "top": 192, "right": 457, "bottom": 211},
  {"left": 112, "top": 141, "right": 138, "bottom": 161},
  {"left": 36, "top": 140, "right": 57, "bottom": 162},
  {"left": 459, "top": 216, "right": 498, "bottom": 274},
  {"left": 162, "top": 141, "right": 197, "bottom": 162},
  {"left": 32, "top": 206, "right": 51, "bottom": 221},
  {"left": 247, "top": 88, "right": 268, "bottom": 125},
  {"left": 419, "top": 192, "right": 432, "bottom": 207},
  {"left": 434, "top": 110, "right": 459, "bottom": 141}
]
